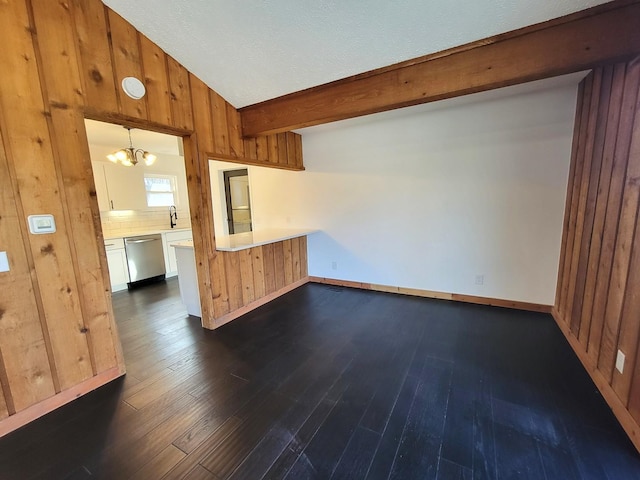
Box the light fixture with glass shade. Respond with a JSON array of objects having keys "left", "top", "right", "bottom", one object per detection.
[{"left": 107, "top": 127, "right": 157, "bottom": 167}]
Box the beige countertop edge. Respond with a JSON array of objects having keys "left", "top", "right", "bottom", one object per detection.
[
  {"left": 103, "top": 227, "right": 192, "bottom": 241},
  {"left": 168, "top": 229, "right": 318, "bottom": 252},
  {"left": 216, "top": 228, "right": 318, "bottom": 252}
]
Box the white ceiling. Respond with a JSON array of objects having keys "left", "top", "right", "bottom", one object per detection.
[{"left": 102, "top": 0, "right": 608, "bottom": 108}]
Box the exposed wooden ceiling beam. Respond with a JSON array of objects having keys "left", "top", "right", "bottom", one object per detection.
[{"left": 240, "top": 0, "right": 640, "bottom": 137}]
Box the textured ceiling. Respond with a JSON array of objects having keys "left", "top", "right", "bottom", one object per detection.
[{"left": 102, "top": 0, "right": 608, "bottom": 108}]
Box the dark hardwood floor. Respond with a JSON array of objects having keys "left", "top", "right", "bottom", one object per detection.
[{"left": 1, "top": 279, "right": 639, "bottom": 479}]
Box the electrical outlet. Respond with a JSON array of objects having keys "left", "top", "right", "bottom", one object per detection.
[
  {"left": 331, "top": 261, "right": 337, "bottom": 271},
  {"left": 475, "top": 274, "right": 484, "bottom": 285},
  {"left": 616, "top": 350, "right": 625, "bottom": 374}
]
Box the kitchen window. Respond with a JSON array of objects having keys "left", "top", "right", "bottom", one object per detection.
[{"left": 144, "top": 174, "right": 178, "bottom": 207}]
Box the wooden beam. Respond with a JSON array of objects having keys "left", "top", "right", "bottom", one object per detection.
[{"left": 240, "top": 1, "right": 640, "bottom": 136}]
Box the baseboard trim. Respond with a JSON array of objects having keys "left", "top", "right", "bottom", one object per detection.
[
  {"left": 0, "top": 367, "right": 123, "bottom": 438},
  {"left": 308, "top": 277, "right": 552, "bottom": 313},
  {"left": 212, "top": 277, "right": 310, "bottom": 329},
  {"left": 551, "top": 308, "right": 640, "bottom": 453}
]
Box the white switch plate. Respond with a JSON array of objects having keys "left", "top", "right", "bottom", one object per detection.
[
  {"left": 616, "top": 349, "right": 625, "bottom": 374},
  {"left": 0, "top": 251, "right": 8, "bottom": 272}
]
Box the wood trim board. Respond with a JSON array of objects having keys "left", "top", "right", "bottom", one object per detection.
[
  {"left": 309, "top": 277, "right": 552, "bottom": 313},
  {"left": 0, "top": 367, "right": 122, "bottom": 438},
  {"left": 213, "top": 277, "right": 309, "bottom": 329}
]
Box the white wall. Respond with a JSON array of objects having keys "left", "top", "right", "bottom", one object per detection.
[{"left": 212, "top": 80, "right": 579, "bottom": 305}]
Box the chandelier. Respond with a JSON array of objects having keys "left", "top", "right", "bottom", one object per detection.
[{"left": 107, "top": 127, "right": 157, "bottom": 167}]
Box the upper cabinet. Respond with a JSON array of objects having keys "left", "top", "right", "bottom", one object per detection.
[
  {"left": 92, "top": 161, "right": 147, "bottom": 211},
  {"left": 89, "top": 144, "right": 189, "bottom": 213}
]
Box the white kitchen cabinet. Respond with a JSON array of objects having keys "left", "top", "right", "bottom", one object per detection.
[
  {"left": 103, "top": 162, "right": 147, "bottom": 211},
  {"left": 104, "top": 238, "right": 129, "bottom": 292},
  {"left": 91, "top": 161, "right": 146, "bottom": 211},
  {"left": 92, "top": 163, "right": 111, "bottom": 212},
  {"left": 162, "top": 229, "right": 193, "bottom": 277}
]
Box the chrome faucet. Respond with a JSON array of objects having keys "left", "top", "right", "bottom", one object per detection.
[{"left": 169, "top": 205, "right": 177, "bottom": 229}]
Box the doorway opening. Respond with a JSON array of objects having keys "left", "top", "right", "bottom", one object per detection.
[
  {"left": 83, "top": 117, "right": 197, "bottom": 307},
  {"left": 223, "top": 168, "right": 253, "bottom": 234}
]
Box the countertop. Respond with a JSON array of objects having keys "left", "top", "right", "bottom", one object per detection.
[
  {"left": 104, "top": 227, "right": 191, "bottom": 241},
  {"left": 169, "top": 228, "right": 317, "bottom": 252},
  {"left": 170, "top": 240, "right": 194, "bottom": 250}
]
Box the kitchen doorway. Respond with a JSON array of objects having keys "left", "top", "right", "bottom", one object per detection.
[{"left": 83, "top": 118, "right": 194, "bottom": 301}]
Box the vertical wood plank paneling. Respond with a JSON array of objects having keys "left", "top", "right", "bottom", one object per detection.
[
  {"left": 224, "top": 251, "right": 243, "bottom": 311},
  {"left": 276, "top": 133, "right": 288, "bottom": 165},
  {"left": 262, "top": 244, "right": 276, "bottom": 295},
  {"left": 1, "top": 0, "right": 93, "bottom": 392},
  {"left": 559, "top": 74, "right": 593, "bottom": 322},
  {"left": 0, "top": 384, "right": 7, "bottom": 421},
  {"left": 210, "top": 91, "right": 230, "bottom": 156},
  {"left": 252, "top": 246, "right": 266, "bottom": 299},
  {"left": 299, "top": 236, "right": 308, "bottom": 277},
  {"left": 579, "top": 64, "right": 626, "bottom": 344},
  {"left": 267, "top": 135, "right": 278, "bottom": 163},
  {"left": 613, "top": 80, "right": 640, "bottom": 404},
  {"left": 106, "top": 9, "right": 148, "bottom": 120},
  {"left": 243, "top": 137, "right": 258, "bottom": 161},
  {"left": 167, "top": 56, "right": 194, "bottom": 131},
  {"left": 598, "top": 102, "right": 640, "bottom": 381},
  {"left": 183, "top": 136, "right": 215, "bottom": 326},
  {"left": 31, "top": 0, "right": 120, "bottom": 374},
  {"left": 0, "top": 123, "right": 55, "bottom": 413},
  {"left": 273, "top": 242, "right": 286, "bottom": 291},
  {"left": 255, "top": 136, "right": 269, "bottom": 162},
  {"left": 139, "top": 35, "right": 172, "bottom": 126},
  {"left": 239, "top": 249, "right": 255, "bottom": 305},
  {"left": 567, "top": 69, "right": 602, "bottom": 335},
  {"left": 71, "top": 0, "right": 118, "bottom": 114},
  {"left": 226, "top": 103, "right": 244, "bottom": 158},
  {"left": 629, "top": 350, "right": 640, "bottom": 422},
  {"left": 555, "top": 56, "right": 640, "bottom": 451},
  {"left": 612, "top": 205, "right": 640, "bottom": 403},
  {"left": 291, "top": 236, "right": 301, "bottom": 282},
  {"left": 183, "top": 76, "right": 216, "bottom": 323},
  {"left": 571, "top": 66, "right": 612, "bottom": 338},
  {"left": 286, "top": 133, "right": 297, "bottom": 168},
  {"left": 555, "top": 80, "right": 585, "bottom": 314},
  {"left": 211, "top": 253, "right": 231, "bottom": 318},
  {"left": 588, "top": 62, "right": 640, "bottom": 363},
  {"left": 189, "top": 76, "right": 214, "bottom": 153},
  {"left": 294, "top": 134, "right": 304, "bottom": 169},
  {"left": 283, "top": 239, "right": 294, "bottom": 286}
]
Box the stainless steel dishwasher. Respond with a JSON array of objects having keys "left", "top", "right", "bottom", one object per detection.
[{"left": 124, "top": 234, "right": 166, "bottom": 287}]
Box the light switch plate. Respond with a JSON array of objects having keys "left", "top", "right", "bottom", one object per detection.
[
  {"left": 28, "top": 214, "right": 56, "bottom": 234},
  {"left": 0, "top": 251, "right": 8, "bottom": 272}
]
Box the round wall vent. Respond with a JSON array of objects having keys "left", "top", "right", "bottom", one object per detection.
[{"left": 121, "top": 77, "right": 146, "bottom": 100}]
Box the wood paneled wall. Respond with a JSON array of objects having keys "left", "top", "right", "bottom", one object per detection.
[
  {"left": 0, "top": 0, "right": 306, "bottom": 435},
  {"left": 554, "top": 56, "right": 640, "bottom": 451}
]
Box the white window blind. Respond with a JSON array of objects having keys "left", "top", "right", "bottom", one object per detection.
[{"left": 144, "top": 174, "right": 177, "bottom": 207}]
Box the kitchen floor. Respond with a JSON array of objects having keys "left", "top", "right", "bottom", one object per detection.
[{"left": 0, "top": 280, "right": 639, "bottom": 479}]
